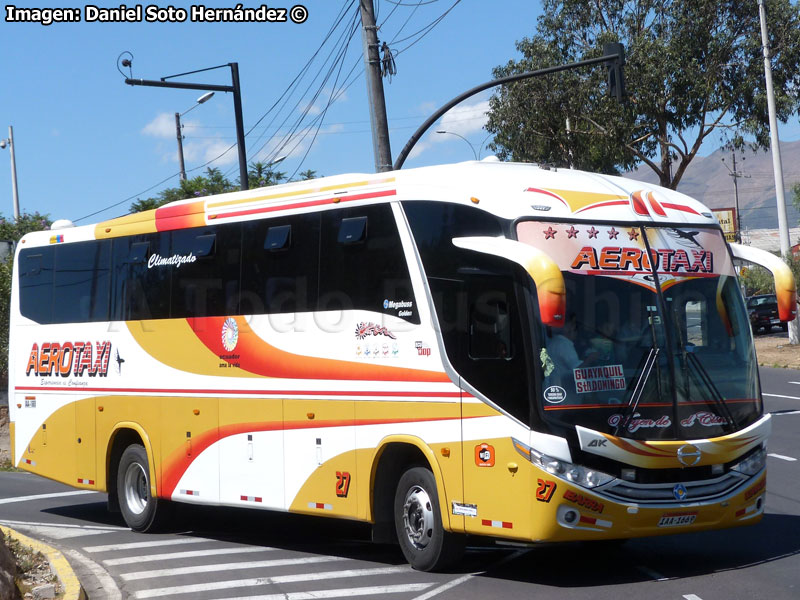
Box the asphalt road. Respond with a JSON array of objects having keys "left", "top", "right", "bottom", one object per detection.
[{"left": 1, "top": 367, "right": 798, "bottom": 600}]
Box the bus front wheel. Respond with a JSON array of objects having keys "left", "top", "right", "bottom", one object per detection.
[
  {"left": 117, "top": 444, "right": 168, "bottom": 532},
  {"left": 393, "top": 466, "right": 464, "bottom": 571}
]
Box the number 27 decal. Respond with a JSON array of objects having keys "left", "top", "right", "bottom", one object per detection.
[
  {"left": 536, "top": 478, "right": 557, "bottom": 503},
  {"left": 336, "top": 471, "right": 351, "bottom": 498}
]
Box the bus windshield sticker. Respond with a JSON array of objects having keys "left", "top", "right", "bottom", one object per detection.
[
  {"left": 543, "top": 385, "right": 567, "bottom": 404},
  {"left": 574, "top": 364, "right": 625, "bottom": 394},
  {"left": 607, "top": 413, "right": 672, "bottom": 433},
  {"left": 516, "top": 221, "right": 730, "bottom": 292}
]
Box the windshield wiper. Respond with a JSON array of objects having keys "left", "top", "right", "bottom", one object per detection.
[
  {"left": 613, "top": 347, "right": 659, "bottom": 437},
  {"left": 685, "top": 352, "right": 737, "bottom": 432}
]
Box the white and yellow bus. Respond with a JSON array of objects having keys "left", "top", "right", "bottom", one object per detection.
[{"left": 7, "top": 160, "right": 797, "bottom": 571}]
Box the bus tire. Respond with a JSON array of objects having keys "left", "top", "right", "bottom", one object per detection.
[
  {"left": 393, "top": 466, "right": 464, "bottom": 571},
  {"left": 117, "top": 444, "right": 168, "bottom": 532}
]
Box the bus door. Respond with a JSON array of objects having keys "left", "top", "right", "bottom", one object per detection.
[{"left": 456, "top": 273, "right": 536, "bottom": 539}]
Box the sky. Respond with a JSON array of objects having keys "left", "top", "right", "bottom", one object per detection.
[{"left": 1, "top": 0, "right": 799, "bottom": 226}]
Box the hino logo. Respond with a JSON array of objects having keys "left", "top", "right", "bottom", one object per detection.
[{"left": 677, "top": 444, "right": 701, "bottom": 467}]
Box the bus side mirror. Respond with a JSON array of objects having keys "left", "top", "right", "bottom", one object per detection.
[
  {"left": 452, "top": 236, "right": 566, "bottom": 327},
  {"left": 730, "top": 243, "right": 798, "bottom": 322}
]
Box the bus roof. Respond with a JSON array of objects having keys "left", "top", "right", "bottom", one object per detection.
[{"left": 21, "top": 160, "right": 719, "bottom": 247}]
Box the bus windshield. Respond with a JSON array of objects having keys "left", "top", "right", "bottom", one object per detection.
[{"left": 517, "top": 221, "right": 760, "bottom": 441}]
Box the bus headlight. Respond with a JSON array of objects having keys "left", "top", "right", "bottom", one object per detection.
[
  {"left": 731, "top": 446, "right": 767, "bottom": 476},
  {"left": 512, "top": 438, "right": 614, "bottom": 489}
]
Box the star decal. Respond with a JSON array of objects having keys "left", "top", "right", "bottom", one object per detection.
[
  {"left": 566, "top": 226, "right": 579, "bottom": 239},
  {"left": 587, "top": 226, "right": 599, "bottom": 239},
  {"left": 608, "top": 227, "right": 619, "bottom": 239},
  {"left": 628, "top": 228, "right": 640, "bottom": 241},
  {"left": 544, "top": 226, "right": 557, "bottom": 240}
]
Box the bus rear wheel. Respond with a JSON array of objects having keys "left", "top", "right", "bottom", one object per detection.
[
  {"left": 393, "top": 466, "right": 464, "bottom": 571},
  {"left": 117, "top": 444, "right": 169, "bottom": 532}
]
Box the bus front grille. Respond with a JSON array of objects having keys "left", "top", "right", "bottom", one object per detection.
[{"left": 598, "top": 471, "right": 749, "bottom": 504}]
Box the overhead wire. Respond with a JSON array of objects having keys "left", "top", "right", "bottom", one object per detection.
[{"left": 76, "top": 0, "right": 466, "bottom": 221}]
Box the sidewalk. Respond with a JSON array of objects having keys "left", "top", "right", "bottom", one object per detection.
[{"left": 1, "top": 525, "right": 86, "bottom": 600}]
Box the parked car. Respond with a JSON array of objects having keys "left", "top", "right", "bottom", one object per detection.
[{"left": 747, "top": 294, "right": 787, "bottom": 334}]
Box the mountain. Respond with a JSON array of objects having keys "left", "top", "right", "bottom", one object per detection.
[{"left": 625, "top": 140, "right": 800, "bottom": 231}]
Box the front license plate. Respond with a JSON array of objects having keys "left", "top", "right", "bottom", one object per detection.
[
  {"left": 770, "top": 318, "right": 781, "bottom": 325},
  {"left": 658, "top": 513, "right": 697, "bottom": 527}
]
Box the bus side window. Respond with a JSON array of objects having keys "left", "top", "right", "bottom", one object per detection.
[
  {"left": 469, "top": 295, "right": 511, "bottom": 359},
  {"left": 171, "top": 225, "right": 241, "bottom": 318},
  {"left": 319, "top": 204, "right": 418, "bottom": 323},
  {"left": 18, "top": 247, "right": 55, "bottom": 324},
  {"left": 111, "top": 233, "right": 171, "bottom": 321},
  {"left": 241, "top": 213, "right": 319, "bottom": 315},
  {"left": 53, "top": 240, "right": 111, "bottom": 323}
]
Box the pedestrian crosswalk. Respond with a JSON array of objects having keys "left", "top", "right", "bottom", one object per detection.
[{"left": 3, "top": 520, "right": 453, "bottom": 599}]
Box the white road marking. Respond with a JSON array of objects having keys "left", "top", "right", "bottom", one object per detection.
[
  {"left": 0, "top": 519, "right": 130, "bottom": 533},
  {"left": 104, "top": 545, "right": 270, "bottom": 566},
  {"left": 768, "top": 453, "right": 797, "bottom": 462},
  {"left": 135, "top": 581, "right": 432, "bottom": 599},
  {"left": 0, "top": 490, "right": 98, "bottom": 505},
  {"left": 0, "top": 524, "right": 114, "bottom": 540},
  {"left": 270, "top": 565, "right": 409, "bottom": 584},
  {"left": 121, "top": 555, "right": 345, "bottom": 581},
  {"left": 412, "top": 574, "right": 472, "bottom": 600},
  {"left": 683, "top": 595, "right": 704, "bottom": 600},
  {"left": 788, "top": 381, "right": 800, "bottom": 385},
  {"left": 411, "top": 548, "right": 530, "bottom": 600},
  {"left": 83, "top": 537, "right": 207, "bottom": 553},
  {"left": 763, "top": 393, "right": 800, "bottom": 400}
]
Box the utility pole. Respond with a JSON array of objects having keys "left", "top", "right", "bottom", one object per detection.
[
  {"left": 175, "top": 113, "right": 187, "bottom": 181},
  {"left": 758, "top": 0, "right": 798, "bottom": 344},
  {"left": 722, "top": 152, "right": 750, "bottom": 242},
  {"left": 359, "top": 0, "right": 392, "bottom": 172},
  {"left": 0, "top": 126, "right": 20, "bottom": 220}
]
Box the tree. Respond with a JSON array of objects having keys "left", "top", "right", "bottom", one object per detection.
[
  {"left": 0, "top": 213, "right": 53, "bottom": 386},
  {"left": 486, "top": 0, "right": 800, "bottom": 188},
  {"left": 247, "top": 161, "right": 286, "bottom": 189},
  {"left": 130, "top": 168, "right": 237, "bottom": 213},
  {"left": 298, "top": 169, "right": 319, "bottom": 181}
]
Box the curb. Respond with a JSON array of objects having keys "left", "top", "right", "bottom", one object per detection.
[{"left": 0, "top": 525, "right": 86, "bottom": 600}]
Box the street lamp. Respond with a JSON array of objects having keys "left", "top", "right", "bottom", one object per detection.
[
  {"left": 435, "top": 130, "right": 477, "bottom": 160},
  {"left": 0, "top": 125, "right": 20, "bottom": 220},
  {"left": 436, "top": 130, "right": 494, "bottom": 161},
  {"left": 123, "top": 57, "right": 250, "bottom": 189},
  {"left": 176, "top": 92, "right": 215, "bottom": 181}
]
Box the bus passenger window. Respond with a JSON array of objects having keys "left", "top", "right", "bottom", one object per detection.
[
  {"left": 171, "top": 226, "right": 240, "bottom": 319},
  {"left": 319, "top": 205, "right": 418, "bottom": 323},
  {"left": 241, "top": 214, "right": 319, "bottom": 315},
  {"left": 18, "top": 248, "right": 55, "bottom": 324},
  {"left": 53, "top": 240, "right": 111, "bottom": 323},
  {"left": 469, "top": 296, "right": 511, "bottom": 359}
]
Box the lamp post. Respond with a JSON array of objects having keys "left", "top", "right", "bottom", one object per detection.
[
  {"left": 0, "top": 126, "right": 20, "bottom": 220},
  {"left": 435, "top": 130, "right": 477, "bottom": 160},
  {"left": 175, "top": 92, "right": 215, "bottom": 181},
  {"left": 124, "top": 59, "right": 249, "bottom": 190}
]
